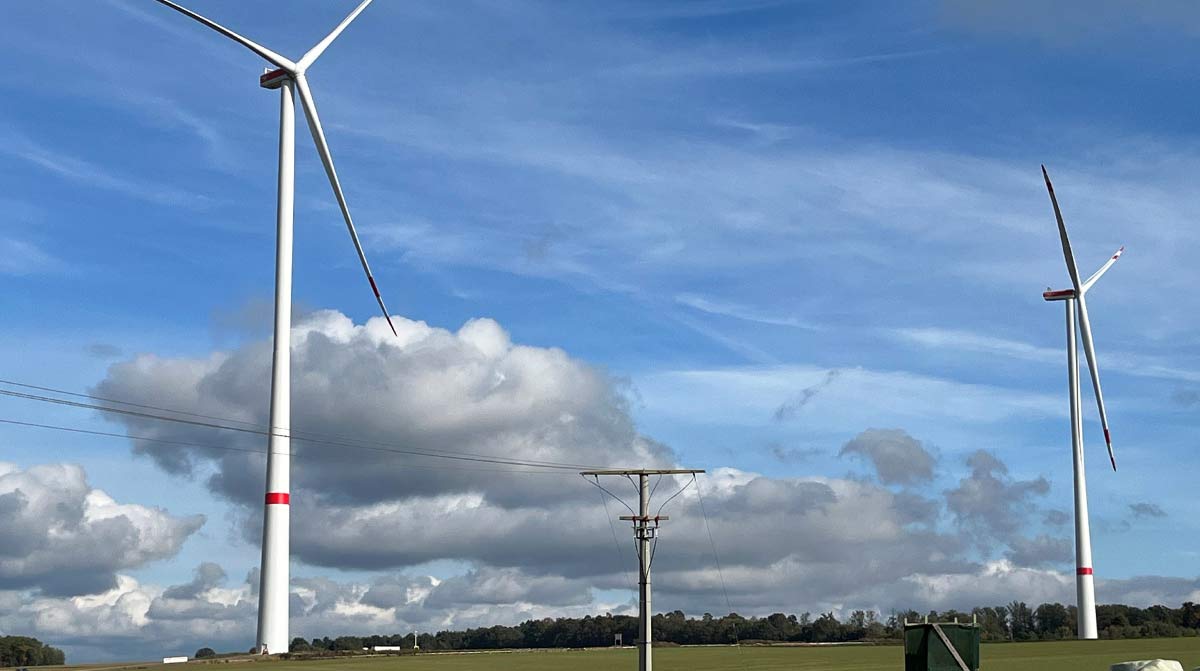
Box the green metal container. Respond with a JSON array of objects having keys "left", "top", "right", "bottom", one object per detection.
[{"left": 903, "top": 623, "right": 981, "bottom": 671}]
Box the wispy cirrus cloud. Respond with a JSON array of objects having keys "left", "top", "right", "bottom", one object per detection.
[
  {"left": 607, "top": 47, "right": 940, "bottom": 79},
  {"left": 0, "top": 237, "right": 60, "bottom": 276},
  {"left": 676, "top": 293, "right": 818, "bottom": 330},
  {"left": 0, "top": 127, "right": 212, "bottom": 208},
  {"left": 890, "top": 326, "right": 1200, "bottom": 383},
  {"left": 636, "top": 363, "right": 1062, "bottom": 429},
  {"left": 938, "top": 0, "right": 1200, "bottom": 42}
]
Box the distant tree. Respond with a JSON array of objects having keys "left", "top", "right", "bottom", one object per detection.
[
  {"left": 848, "top": 610, "right": 869, "bottom": 630},
  {"left": 0, "top": 636, "right": 66, "bottom": 667},
  {"left": 811, "top": 612, "right": 842, "bottom": 642},
  {"left": 289, "top": 638, "right": 312, "bottom": 653},
  {"left": 290, "top": 599, "right": 1200, "bottom": 653},
  {"left": 863, "top": 611, "right": 887, "bottom": 640},
  {"left": 194, "top": 647, "right": 216, "bottom": 659},
  {"left": 1180, "top": 602, "right": 1200, "bottom": 629},
  {"left": 331, "top": 636, "right": 363, "bottom": 651},
  {"left": 1034, "top": 603, "right": 1071, "bottom": 639},
  {"left": 1098, "top": 604, "right": 1132, "bottom": 630},
  {"left": 1007, "top": 601, "right": 1035, "bottom": 640}
]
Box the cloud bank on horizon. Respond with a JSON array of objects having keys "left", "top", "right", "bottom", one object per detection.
[{"left": 2, "top": 312, "right": 1196, "bottom": 660}]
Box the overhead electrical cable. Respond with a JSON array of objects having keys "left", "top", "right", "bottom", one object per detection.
[
  {"left": 0, "top": 384, "right": 606, "bottom": 472},
  {"left": 655, "top": 474, "right": 695, "bottom": 519},
  {"left": 696, "top": 475, "right": 741, "bottom": 651},
  {"left": 0, "top": 417, "right": 572, "bottom": 476},
  {"left": 647, "top": 474, "right": 695, "bottom": 570},
  {"left": 588, "top": 475, "right": 637, "bottom": 594},
  {"left": 0, "top": 378, "right": 598, "bottom": 470}
]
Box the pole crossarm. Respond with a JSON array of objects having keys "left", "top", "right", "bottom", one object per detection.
[
  {"left": 580, "top": 469, "right": 705, "bottom": 476},
  {"left": 619, "top": 515, "right": 670, "bottom": 522}
]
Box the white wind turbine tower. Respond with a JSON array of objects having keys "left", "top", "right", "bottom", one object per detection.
[
  {"left": 149, "top": 0, "right": 397, "bottom": 654},
  {"left": 1041, "top": 165, "right": 1122, "bottom": 640}
]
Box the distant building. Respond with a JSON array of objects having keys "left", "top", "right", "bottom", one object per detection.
[
  {"left": 162, "top": 657, "right": 188, "bottom": 664},
  {"left": 369, "top": 646, "right": 403, "bottom": 652}
]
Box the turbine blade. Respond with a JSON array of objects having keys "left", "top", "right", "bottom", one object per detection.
[
  {"left": 1075, "top": 294, "right": 1117, "bottom": 471},
  {"left": 297, "top": 0, "right": 374, "bottom": 71},
  {"left": 1082, "top": 246, "right": 1125, "bottom": 292},
  {"left": 295, "top": 75, "right": 397, "bottom": 336},
  {"left": 1042, "top": 165, "right": 1084, "bottom": 292},
  {"left": 152, "top": 0, "right": 295, "bottom": 71}
]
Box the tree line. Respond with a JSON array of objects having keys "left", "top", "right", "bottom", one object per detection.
[
  {"left": 0, "top": 636, "right": 66, "bottom": 667},
  {"left": 287, "top": 601, "right": 1200, "bottom": 653}
]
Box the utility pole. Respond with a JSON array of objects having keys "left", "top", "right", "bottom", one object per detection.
[{"left": 581, "top": 469, "right": 704, "bottom": 671}]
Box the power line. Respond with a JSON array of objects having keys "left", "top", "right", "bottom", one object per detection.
[
  {"left": 0, "top": 378, "right": 268, "bottom": 430},
  {"left": 647, "top": 475, "right": 696, "bottom": 571},
  {"left": 695, "top": 474, "right": 742, "bottom": 651},
  {"left": 0, "top": 418, "right": 572, "bottom": 477},
  {"left": 0, "top": 382, "right": 606, "bottom": 472},
  {"left": 0, "top": 378, "right": 598, "bottom": 470},
  {"left": 655, "top": 474, "right": 695, "bottom": 519},
  {"left": 584, "top": 475, "right": 637, "bottom": 516},
  {"left": 589, "top": 475, "right": 637, "bottom": 595}
]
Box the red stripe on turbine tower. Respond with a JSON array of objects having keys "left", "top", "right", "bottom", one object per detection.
[
  {"left": 265, "top": 492, "right": 290, "bottom": 505},
  {"left": 1077, "top": 567, "right": 1093, "bottom": 575}
]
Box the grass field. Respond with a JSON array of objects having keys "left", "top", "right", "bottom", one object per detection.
[{"left": 13, "top": 639, "right": 1200, "bottom": 671}]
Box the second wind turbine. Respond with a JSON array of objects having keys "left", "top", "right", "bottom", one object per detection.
[{"left": 1041, "top": 165, "right": 1123, "bottom": 640}]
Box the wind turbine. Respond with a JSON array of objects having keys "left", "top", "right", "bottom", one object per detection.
[
  {"left": 149, "top": 0, "right": 396, "bottom": 654},
  {"left": 1041, "top": 165, "right": 1122, "bottom": 640}
]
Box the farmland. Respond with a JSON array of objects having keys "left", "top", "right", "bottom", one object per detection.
[{"left": 18, "top": 638, "right": 1200, "bottom": 671}]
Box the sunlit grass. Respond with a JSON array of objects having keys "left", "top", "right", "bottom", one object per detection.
[{"left": 17, "top": 637, "right": 1200, "bottom": 671}]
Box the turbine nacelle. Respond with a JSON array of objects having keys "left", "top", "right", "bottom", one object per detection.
[
  {"left": 260, "top": 68, "right": 290, "bottom": 90},
  {"left": 1043, "top": 288, "right": 1076, "bottom": 302}
]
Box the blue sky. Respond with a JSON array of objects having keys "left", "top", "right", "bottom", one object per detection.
[{"left": 1, "top": 0, "right": 1199, "bottom": 661}]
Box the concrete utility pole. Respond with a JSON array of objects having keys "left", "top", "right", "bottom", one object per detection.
[{"left": 581, "top": 469, "right": 704, "bottom": 671}]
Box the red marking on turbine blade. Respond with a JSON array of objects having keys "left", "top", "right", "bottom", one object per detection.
[
  {"left": 1104, "top": 430, "right": 1116, "bottom": 470},
  {"left": 265, "top": 492, "right": 290, "bottom": 505},
  {"left": 1077, "top": 567, "right": 1093, "bottom": 576},
  {"left": 367, "top": 275, "right": 398, "bottom": 336}
]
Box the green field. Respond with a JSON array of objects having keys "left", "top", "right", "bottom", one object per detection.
[{"left": 13, "top": 639, "right": 1200, "bottom": 671}]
